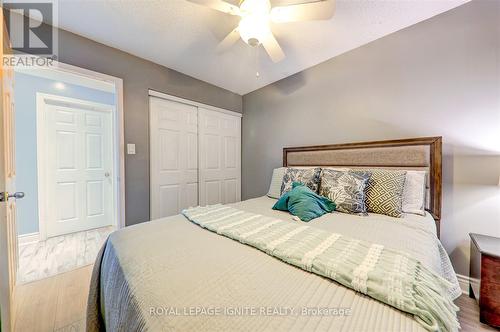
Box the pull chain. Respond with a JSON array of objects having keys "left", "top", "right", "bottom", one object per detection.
[{"left": 254, "top": 44, "right": 260, "bottom": 78}]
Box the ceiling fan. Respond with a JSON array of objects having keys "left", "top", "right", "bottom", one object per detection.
[{"left": 187, "top": 0, "right": 335, "bottom": 63}]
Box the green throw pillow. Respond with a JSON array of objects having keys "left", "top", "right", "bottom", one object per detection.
[{"left": 273, "top": 182, "right": 336, "bottom": 222}]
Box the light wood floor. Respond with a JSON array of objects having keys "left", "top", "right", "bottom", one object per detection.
[
  {"left": 456, "top": 295, "right": 498, "bottom": 332},
  {"left": 14, "top": 266, "right": 498, "bottom": 332},
  {"left": 18, "top": 227, "right": 114, "bottom": 284},
  {"left": 14, "top": 265, "right": 93, "bottom": 332}
]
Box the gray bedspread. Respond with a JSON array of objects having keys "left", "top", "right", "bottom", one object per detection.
[{"left": 87, "top": 196, "right": 460, "bottom": 332}]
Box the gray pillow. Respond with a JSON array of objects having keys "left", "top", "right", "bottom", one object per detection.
[
  {"left": 280, "top": 168, "right": 321, "bottom": 196},
  {"left": 319, "top": 169, "right": 370, "bottom": 215}
]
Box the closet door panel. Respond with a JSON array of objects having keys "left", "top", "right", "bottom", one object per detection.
[
  {"left": 159, "top": 184, "right": 180, "bottom": 217},
  {"left": 224, "top": 179, "right": 237, "bottom": 203},
  {"left": 199, "top": 108, "right": 241, "bottom": 206},
  {"left": 184, "top": 182, "right": 198, "bottom": 209},
  {"left": 205, "top": 181, "right": 222, "bottom": 205},
  {"left": 150, "top": 97, "right": 198, "bottom": 219}
]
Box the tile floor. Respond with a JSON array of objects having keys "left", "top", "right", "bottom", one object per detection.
[{"left": 17, "top": 226, "right": 114, "bottom": 284}]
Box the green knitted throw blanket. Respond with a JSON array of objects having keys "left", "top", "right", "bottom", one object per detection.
[{"left": 182, "top": 205, "right": 460, "bottom": 332}]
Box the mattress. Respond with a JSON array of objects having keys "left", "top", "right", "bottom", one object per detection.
[{"left": 87, "top": 196, "right": 460, "bottom": 332}]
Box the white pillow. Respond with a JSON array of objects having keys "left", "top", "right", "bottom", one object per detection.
[
  {"left": 402, "top": 171, "right": 426, "bottom": 216},
  {"left": 267, "top": 167, "right": 285, "bottom": 199}
]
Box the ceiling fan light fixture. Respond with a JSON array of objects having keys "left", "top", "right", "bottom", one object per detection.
[
  {"left": 238, "top": 15, "right": 270, "bottom": 46},
  {"left": 188, "top": 0, "right": 335, "bottom": 63},
  {"left": 238, "top": 0, "right": 271, "bottom": 46}
]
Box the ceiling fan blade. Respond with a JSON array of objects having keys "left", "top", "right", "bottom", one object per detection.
[
  {"left": 261, "top": 31, "right": 285, "bottom": 63},
  {"left": 271, "top": 0, "right": 335, "bottom": 23},
  {"left": 186, "top": 0, "right": 241, "bottom": 16},
  {"left": 216, "top": 27, "right": 241, "bottom": 53}
]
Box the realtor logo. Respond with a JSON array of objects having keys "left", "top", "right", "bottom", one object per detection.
[{"left": 2, "top": 0, "right": 58, "bottom": 67}]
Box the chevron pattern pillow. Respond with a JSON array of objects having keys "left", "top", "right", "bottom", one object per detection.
[{"left": 365, "top": 169, "right": 407, "bottom": 218}]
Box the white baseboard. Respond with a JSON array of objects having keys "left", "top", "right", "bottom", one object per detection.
[
  {"left": 18, "top": 232, "right": 40, "bottom": 246},
  {"left": 456, "top": 273, "right": 470, "bottom": 295}
]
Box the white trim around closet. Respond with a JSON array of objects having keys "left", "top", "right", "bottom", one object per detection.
[{"left": 148, "top": 90, "right": 242, "bottom": 118}]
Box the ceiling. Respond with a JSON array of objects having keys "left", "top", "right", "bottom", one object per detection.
[{"left": 56, "top": 0, "right": 469, "bottom": 95}]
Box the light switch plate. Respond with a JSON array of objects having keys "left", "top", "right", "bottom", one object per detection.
[{"left": 127, "top": 143, "right": 136, "bottom": 155}]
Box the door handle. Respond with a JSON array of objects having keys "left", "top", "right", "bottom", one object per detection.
[{"left": 0, "top": 191, "right": 25, "bottom": 202}]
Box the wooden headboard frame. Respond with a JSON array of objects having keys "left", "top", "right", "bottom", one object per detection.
[{"left": 283, "top": 137, "right": 443, "bottom": 236}]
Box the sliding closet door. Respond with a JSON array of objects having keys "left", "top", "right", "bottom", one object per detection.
[
  {"left": 150, "top": 97, "right": 198, "bottom": 219},
  {"left": 198, "top": 108, "right": 241, "bottom": 206}
]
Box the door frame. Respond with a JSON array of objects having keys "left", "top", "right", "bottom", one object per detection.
[
  {"left": 52, "top": 62, "right": 126, "bottom": 236},
  {"left": 37, "top": 93, "right": 122, "bottom": 239},
  {"left": 1, "top": 9, "right": 17, "bottom": 330},
  {"left": 44, "top": 62, "right": 126, "bottom": 236}
]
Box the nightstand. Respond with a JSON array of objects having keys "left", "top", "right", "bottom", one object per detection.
[{"left": 469, "top": 233, "right": 500, "bottom": 328}]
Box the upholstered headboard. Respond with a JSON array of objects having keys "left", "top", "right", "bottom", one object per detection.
[{"left": 283, "top": 137, "right": 443, "bottom": 236}]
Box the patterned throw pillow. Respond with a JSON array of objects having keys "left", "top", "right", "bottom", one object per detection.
[
  {"left": 365, "top": 169, "right": 407, "bottom": 218},
  {"left": 280, "top": 168, "right": 321, "bottom": 196},
  {"left": 319, "top": 169, "right": 371, "bottom": 215}
]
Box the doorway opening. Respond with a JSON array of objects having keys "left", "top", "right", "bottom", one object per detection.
[{"left": 14, "top": 64, "right": 125, "bottom": 284}]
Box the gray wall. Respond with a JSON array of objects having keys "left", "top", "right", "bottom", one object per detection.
[
  {"left": 242, "top": 0, "right": 500, "bottom": 276},
  {"left": 55, "top": 29, "right": 242, "bottom": 226}
]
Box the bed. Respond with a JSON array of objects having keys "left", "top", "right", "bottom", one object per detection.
[{"left": 87, "top": 137, "right": 461, "bottom": 332}]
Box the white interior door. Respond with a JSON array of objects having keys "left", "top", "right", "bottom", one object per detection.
[
  {"left": 0, "top": 28, "right": 19, "bottom": 331},
  {"left": 45, "top": 103, "right": 114, "bottom": 237},
  {"left": 150, "top": 97, "right": 198, "bottom": 219},
  {"left": 199, "top": 108, "right": 241, "bottom": 206}
]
